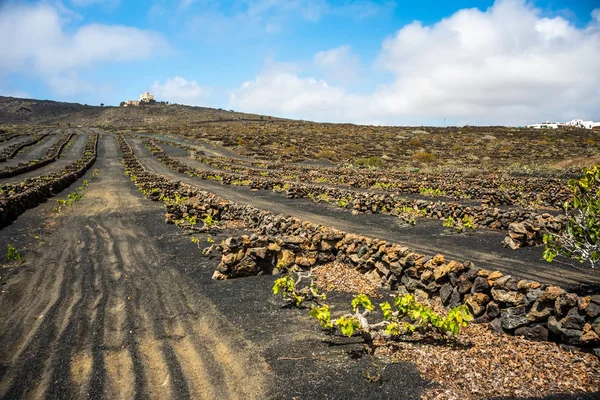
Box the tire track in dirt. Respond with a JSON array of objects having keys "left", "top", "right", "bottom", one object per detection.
[{"left": 0, "top": 132, "right": 269, "bottom": 399}]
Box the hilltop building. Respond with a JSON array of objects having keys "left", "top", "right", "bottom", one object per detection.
[
  {"left": 527, "top": 119, "right": 600, "bottom": 129},
  {"left": 140, "top": 92, "right": 154, "bottom": 102},
  {"left": 121, "top": 92, "right": 157, "bottom": 107}
]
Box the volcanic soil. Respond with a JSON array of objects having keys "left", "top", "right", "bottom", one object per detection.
[{"left": 0, "top": 132, "right": 430, "bottom": 399}]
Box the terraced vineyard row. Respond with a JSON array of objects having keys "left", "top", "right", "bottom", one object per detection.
[
  {"left": 0, "top": 132, "right": 74, "bottom": 178},
  {"left": 116, "top": 133, "right": 600, "bottom": 354},
  {"left": 0, "top": 134, "right": 49, "bottom": 162},
  {"left": 140, "top": 137, "right": 566, "bottom": 249},
  {"left": 145, "top": 134, "right": 572, "bottom": 208},
  {"left": 0, "top": 133, "right": 22, "bottom": 144},
  {"left": 168, "top": 122, "right": 599, "bottom": 172},
  {"left": 183, "top": 149, "right": 571, "bottom": 209},
  {"left": 0, "top": 132, "right": 98, "bottom": 227}
]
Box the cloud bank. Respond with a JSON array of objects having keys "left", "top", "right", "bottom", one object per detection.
[
  {"left": 150, "top": 77, "right": 209, "bottom": 105},
  {"left": 230, "top": 0, "right": 600, "bottom": 125},
  {"left": 0, "top": 2, "right": 167, "bottom": 97}
]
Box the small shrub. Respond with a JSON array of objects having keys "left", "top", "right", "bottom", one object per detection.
[
  {"left": 203, "top": 214, "right": 216, "bottom": 229},
  {"left": 419, "top": 187, "right": 446, "bottom": 197},
  {"left": 315, "top": 150, "right": 337, "bottom": 160},
  {"left": 373, "top": 182, "right": 392, "bottom": 190},
  {"left": 443, "top": 216, "right": 456, "bottom": 228},
  {"left": 544, "top": 164, "right": 600, "bottom": 269},
  {"left": 6, "top": 244, "right": 22, "bottom": 263},
  {"left": 413, "top": 151, "right": 438, "bottom": 164},
  {"left": 306, "top": 293, "right": 473, "bottom": 339},
  {"left": 407, "top": 138, "right": 423, "bottom": 147},
  {"left": 337, "top": 198, "right": 348, "bottom": 208},
  {"left": 272, "top": 273, "right": 326, "bottom": 307},
  {"left": 341, "top": 143, "right": 365, "bottom": 154},
  {"left": 355, "top": 156, "right": 384, "bottom": 168},
  {"left": 443, "top": 215, "right": 476, "bottom": 233},
  {"left": 281, "top": 146, "right": 299, "bottom": 156}
]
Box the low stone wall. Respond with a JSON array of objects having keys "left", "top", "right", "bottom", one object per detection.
[
  {"left": 143, "top": 138, "right": 567, "bottom": 241},
  {"left": 152, "top": 136, "right": 571, "bottom": 209},
  {"left": 0, "top": 134, "right": 49, "bottom": 162},
  {"left": 0, "top": 133, "right": 98, "bottom": 227},
  {"left": 0, "top": 133, "right": 74, "bottom": 179},
  {"left": 211, "top": 213, "right": 599, "bottom": 351},
  {"left": 118, "top": 135, "right": 599, "bottom": 353},
  {"left": 0, "top": 133, "right": 21, "bottom": 144},
  {"left": 197, "top": 154, "right": 570, "bottom": 209}
]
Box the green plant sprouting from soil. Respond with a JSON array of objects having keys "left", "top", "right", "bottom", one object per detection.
[
  {"left": 203, "top": 214, "right": 216, "bottom": 229},
  {"left": 273, "top": 272, "right": 472, "bottom": 342},
  {"left": 397, "top": 206, "right": 426, "bottom": 225},
  {"left": 53, "top": 169, "right": 99, "bottom": 214},
  {"left": 543, "top": 164, "right": 600, "bottom": 269},
  {"left": 272, "top": 272, "right": 327, "bottom": 307},
  {"left": 443, "top": 215, "right": 477, "bottom": 233},
  {"left": 6, "top": 244, "right": 22, "bottom": 263},
  {"left": 419, "top": 187, "right": 447, "bottom": 197},
  {"left": 59, "top": 139, "right": 74, "bottom": 158}
]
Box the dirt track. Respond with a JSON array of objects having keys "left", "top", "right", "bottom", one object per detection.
[
  {"left": 0, "top": 134, "right": 270, "bottom": 399},
  {"left": 0, "top": 132, "right": 430, "bottom": 399}
]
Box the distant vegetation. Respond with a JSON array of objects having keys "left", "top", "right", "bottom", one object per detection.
[{"left": 1, "top": 95, "right": 598, "bottom": 175}]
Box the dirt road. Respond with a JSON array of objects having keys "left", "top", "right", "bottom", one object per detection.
[
  {"left": 0, "top": 134, "right": 269, "bottom": 399},
  {"left": 0, "top": 132, "right": 428, "bottom": 399}
]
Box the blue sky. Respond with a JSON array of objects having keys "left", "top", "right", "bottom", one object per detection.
[{"left": 0, "top": 0, "right": 599, "bottom": 125}]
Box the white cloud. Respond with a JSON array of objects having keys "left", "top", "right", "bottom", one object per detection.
[
  {"left": 230, "top": 0, "right": 600, "bottom": 125},
  {"left": 0, "top": 2, "right": 167, "bottom": 96},
  {"left": 150, "top": 76, "right": 209, "bottom": 105},
  {"left": 314, "top": 45, "right": 360, "bottom": 84},
  {"left": 229, "top": 72, "right": 371, "bottom": 122},
  {"left": 0, "top": 3, "right": 168, "bottom": 73}
]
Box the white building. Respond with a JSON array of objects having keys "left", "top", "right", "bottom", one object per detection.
[
  {"left": 526, "top": 121, "right": 560, "bottom": 129},
  {"left": 564, "top": 119, "right": 600, "bottom": 129},
  {"left": 527, "top": 119, "right": 600, "bottom": 129},
  {"left": 140, "top": 92, "right": 154, "bottom": 102},
  {"left": 122, "top": 92, "right": 156, "bottom": 107}
]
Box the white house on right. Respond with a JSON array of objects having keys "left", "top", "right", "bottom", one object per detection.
[
  {"left": 527, "top": 119, "right": 600, "bottom": 129},
  {"left": 563, "top": 119, "right": 600, "bottom": 129}
]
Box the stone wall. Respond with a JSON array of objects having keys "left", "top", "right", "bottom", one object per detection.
[
  {"left": 144, "top": 138, "right": 567, "bottom": 246},
  {"left": 0, "top": 134, "right": 49, "bottom": 162},
  {"left": 118, "top": 134, "right": 599, "bottom": 353},
  {"left": 155, "top": 136, "right": 571, "bottom": 209},
  {"left": 0, "top": 133, "right": 98, "bottom": 227},
  {"left": 0, "top": 133, "right": 74, "bottom": 179}
]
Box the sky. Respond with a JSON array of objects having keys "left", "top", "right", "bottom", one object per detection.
[{"left": 0, "top": 0, "right": 599, "bottom": 126}]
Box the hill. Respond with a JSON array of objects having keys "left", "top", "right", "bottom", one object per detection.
[{"left": 0, "top": 96, "right": 275, "bottom": 127}]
